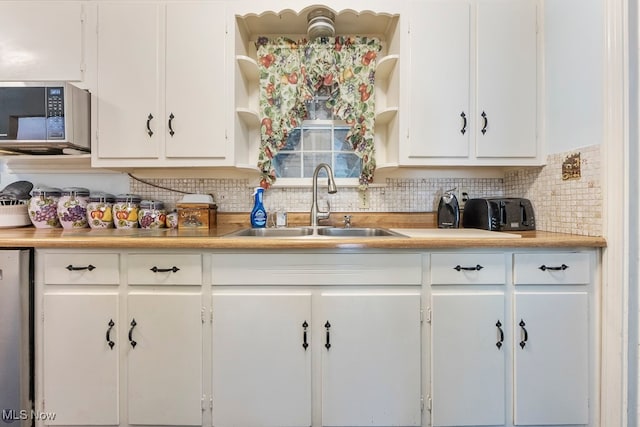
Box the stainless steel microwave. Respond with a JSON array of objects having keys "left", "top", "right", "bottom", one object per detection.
[{"left": 0, "top": 82, "right": 90, "bottom": 154}]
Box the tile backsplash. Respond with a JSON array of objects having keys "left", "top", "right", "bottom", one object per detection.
[{"left": 130, "top": 145, "right": 602, "bottom": 236}]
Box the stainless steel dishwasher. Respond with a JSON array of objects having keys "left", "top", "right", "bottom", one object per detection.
[{"left": 0, "top": 249, "right": 33, "bottom": 426}]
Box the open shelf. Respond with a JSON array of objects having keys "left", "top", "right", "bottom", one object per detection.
[
  {"left": 236, "top": 108, "right": 260, "bottom": 128},
  {"left": 376, "top": 54, "right": 399, "bottom": 81},
  {"left": 236, "top": 55, "right": 259, "bottom": 83}
]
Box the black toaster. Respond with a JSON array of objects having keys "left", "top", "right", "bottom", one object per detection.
[{"left": 462, "top": 198, "right": 536, "bottom": 231}]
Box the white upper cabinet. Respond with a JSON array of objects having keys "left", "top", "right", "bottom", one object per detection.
[
  {"left": 0, "top": 1, "right": 84, "bottom": 81},
  {"left": 402, "top": 0, "right": 541, "bottom": 166},
  {"left": 93, "top": 1, "right": 229, "bottom": 167}
]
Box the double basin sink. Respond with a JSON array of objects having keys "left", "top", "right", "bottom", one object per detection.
[{"left": 224, "top": 227, "right": 408, "bottom": 238}]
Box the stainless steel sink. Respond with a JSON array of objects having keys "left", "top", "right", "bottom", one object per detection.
[
  {"left": 224, "top": 227, "right": 315, "bottom": 237},
  {"left": 223, "top": 227, "right": 407, "bottom": 238},
  {"left": 316, "top": 227, "right": 407, "bottom": 237}
]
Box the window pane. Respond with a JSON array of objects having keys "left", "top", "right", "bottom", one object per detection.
[
  {"left": 273, "top": 153, "right": 302, "bottom": 178},
  {"left": 333, "top": 153, "right": 362, "bottom": 178},
  {"left": 303, "top": 128, "right": 331, "bottom": 151},
  {"left": 333, "top": 128, "right": 351, "bottom": 151},
  {"left": 281, "top": 129, "right": 301, "bottom": 151},
  {"left": 303, "top": 153, "right": 331, "bottom": 177}
]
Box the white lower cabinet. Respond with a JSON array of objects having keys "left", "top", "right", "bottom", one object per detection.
[
  {"left": 429, "top": 251, "right": 594, "bottom": 427},
  {"left": 513, "top": 291, "right": 589, "bottom": 425},
  {"left": 36, "top": 249, "right": 597, "bottom": 427},
  {"left": 431, "top": 292, "right": 506, "bottom": 426},
  {"left": 127, "top": 292, "right": 203, "bottom": 426},
  {"left": 37, "top": 250, "right": 204, "bottom": 427},
  {"left": 210, "top": 253, "right": 424, "bottom": 427},
  {"left": 43, "top": 293, "right": 120, "bottom": 425},
  {"left": 211, "top": 293, "right": 313, "bottom": 427}
]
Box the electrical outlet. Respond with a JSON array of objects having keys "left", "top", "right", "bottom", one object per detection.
[
  {"left": 358, "top": 190, "right": 370, "bottom": 209},
  {"left": 457, "top": 188, "right": 470, "bottom": 209}
]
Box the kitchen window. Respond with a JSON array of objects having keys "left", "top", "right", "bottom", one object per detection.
[
  {"left": 256, "top": 36, "right": 381, "bottom": 189},
  {"left": 273, "top": 91, "right": 362, "bottom": 180}
]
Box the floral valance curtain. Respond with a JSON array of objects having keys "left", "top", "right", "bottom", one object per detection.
[{"left": 256, "top": 36, "right": 382, "bottom": 189}]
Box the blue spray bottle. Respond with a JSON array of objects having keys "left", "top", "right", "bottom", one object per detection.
[{"left": 250, "top": 187, "right": 267, "bottom": 228}]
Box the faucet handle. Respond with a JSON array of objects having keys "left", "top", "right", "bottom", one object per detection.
[
  {"left": 317, "top": 199, "right": 331, "bottom": 221},
  {"left": 343, "top": 215, "right": 352, "bottom": 228}
]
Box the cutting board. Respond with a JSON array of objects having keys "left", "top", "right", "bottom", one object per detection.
[{"left": 390, "top": 228, "right": 522, "bottom": 239}]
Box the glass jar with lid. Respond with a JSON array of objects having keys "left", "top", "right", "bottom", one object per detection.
[
  {"left": 113, "top": 194, "right": 142, "bottom": 229},
  {"left": 58, "top": 187, "right": 90, "bottom": 229},
  {"left": 138, "top": 200, "right": 167, "bottom": 229},
  {"left": 87, "top": 192, "right": 116, "bottom": 229},
  {"left": 28, "top": 186, "right": 62, "bottom": 228}
]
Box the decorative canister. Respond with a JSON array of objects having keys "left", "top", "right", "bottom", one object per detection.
[
  {"left": 165, "top": 210, "right": 179, "bottom": 229},
  {"left": 138, "top": 200, "right": 167, "bottom": 229},
  {"left": 87, "top": 192, "right": 115, "bottom": 229},
  {"left": 113, "top": 194, "right": 141, "bottom": 229},
  {"left": 28, "top": 186, "right": 62, "bottom": 228},
  {"left": 58, "top": 187, "right": 90, "bottom": 229}
]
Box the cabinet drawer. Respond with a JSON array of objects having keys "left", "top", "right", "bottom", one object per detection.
[
  {"left": 44, "top": 253, "right": 120, "bottom": 285},
  {"left": 212, "top": 253, "right": 423, "bottom": 285},
  {"left": 431, "top": 253, "right": 506, "bottom": 285},
  {"left": 513, "top": 253, "right": 590, "bottom": 285},
  {"left": 127, "top": 254, "right": 202, "bottom": 285}
]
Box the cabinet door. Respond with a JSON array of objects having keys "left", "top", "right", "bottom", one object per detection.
[
  {"left": 513, "top": 292, "right": 589, "bottom": 425},
  {"left": 211, "top": 293, "right": 312, "bottom": 427},
  {"left": 320, "top": 292, "right": 422, "bottom": 427},
  {"left": 431, "top": 292, "right": 505, "bottom": 426},
  {"left": 406, "top": 0, "right": 470, "bottom": 159},
  {"left": 165, "top": 2, "right": 227, "bottom": 159},
  {"left": 475, "top": 0, "right": 537, "bottom": 158},
  {"left": 0, "top": 2, "right": 83, "bottom": 81},
  {"left": 43, "top": 293, "right": 119, "bottom": 425},
  {"left": 96, "top": 2, "right": 162, "bottom": 159},
  {"left": 127, "top": 292, "right": 203, "bottom": 426}
]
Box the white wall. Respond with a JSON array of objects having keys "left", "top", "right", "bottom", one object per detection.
[{"left": 544, "top": 0, "right": 604, "bottom": 154}]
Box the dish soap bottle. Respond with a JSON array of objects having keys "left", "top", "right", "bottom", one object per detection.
[{"left": 250, "top": 187, "right": 267, "bottom": 228}]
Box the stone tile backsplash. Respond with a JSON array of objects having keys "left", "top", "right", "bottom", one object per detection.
[{"left": 130, "top": 145, "right": 602, "bottom": 236}]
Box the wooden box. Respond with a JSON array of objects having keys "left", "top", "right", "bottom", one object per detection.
[{"left": 177, "top": 203, "right": 217, "bottom": 229}]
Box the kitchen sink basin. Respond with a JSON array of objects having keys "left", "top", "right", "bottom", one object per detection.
[
  {"left": 316, "top": 227, "right": 407, "bottom": 237},
  {"left": 223, "top": 227, "right": 407, "bottom": 238},
  {"left": 224, "top": 227, "right": 315, "bottom": 237}
]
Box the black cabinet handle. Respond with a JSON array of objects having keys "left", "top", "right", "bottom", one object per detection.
[
  {"left": 454, "top": 264, "right": 484, "bottom": 272},
  {"left": 481, "top": 111, "right": 488, "bottom": 135},
  {"left": 146, "top": 114, "right": 154, "bottom": 137},
  {"left": 324, "top": 321, "right": 331, "bottom": 350},
  {"left": 539, "top": 264, "right": 569, "bottom": 271},
  {"left": 302, "top": 321, "right": 309, "bottom": 350},
  {"left": 496, "top": 320, "right": 504, "bottom": 349},
  {"left": 66, "top": 264, "right": 95, "bottom": 271},
  {"left": 128, "top": 318, "right": 137, "bottom": 349},
  {"left": 168, "top": 113, "right": 175, "bottom": 136},
  {"left": 106, "top": 319, "right": 115, "bottom": 350},
  {"left": 150, "top": 266, "right": 180, "bottom": 273},
  {"left": 460, "top": 111, "right": 467, "bottom": 135},
  {"left": 519, "top": 319, "right": 528, "bottom": 349}
]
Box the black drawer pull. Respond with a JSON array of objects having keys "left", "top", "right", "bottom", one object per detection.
[
  {"left": 146, "top": 114, "right": 154, "bottom": 137},
  {"left": 150, "top": 266, "right": 180, "bottom": 273},
  {"left": 302, "top": 321, "right": 309, "bottom": 350},
  {"left": 66, "top": 264, "right": 95, "bottom": 271},
  {"left": 481, "top": 111, "right": 488, "bottom": 134},
  {"left": 129, "top": 318, "right": 137, "bottom": 349},
  {"left": 454, "top": 264, "right": 484, "bottom": 272},
  {"left": 106, "top": 319, "right": 115, "bottom": 350},
  {"left": 496, "top": 320, "right": 504, "bottom": 349},
  {"left": 324, "top": 321, "right": 331, "bottom": 350},
  {"left": 519, "top": 319, "right": 528, "bottom": 349},
  {"left": 460, "top": 111, "right": 467, "bottom": 135},
  {"left": 168, "top": 113, "right": 175, "bottom": 136},
  {"left": 539, "top": 264, "right": 569, "bottom": 271}
]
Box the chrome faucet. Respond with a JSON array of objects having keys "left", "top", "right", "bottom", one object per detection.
[{"left": 310, "top": 163, "right": 337, "bottom": 227}]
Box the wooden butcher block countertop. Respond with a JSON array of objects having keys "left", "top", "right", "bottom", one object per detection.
[{"left": 0, "top": 213, "right": 606, "bottom": 250}]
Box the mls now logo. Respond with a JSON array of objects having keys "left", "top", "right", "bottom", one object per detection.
[{"left": 2, "top": 409, "right": 56, "bottom": 423}]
